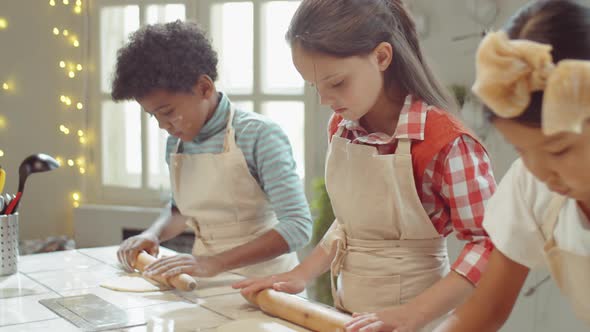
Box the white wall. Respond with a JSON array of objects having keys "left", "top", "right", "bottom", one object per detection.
[{"left": 0, "top": 0, "right": 87, "bottom": 240}]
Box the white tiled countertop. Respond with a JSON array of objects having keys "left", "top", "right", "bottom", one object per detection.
[{"left": 0, "top": 246, "right": 310, "bottom": 331}]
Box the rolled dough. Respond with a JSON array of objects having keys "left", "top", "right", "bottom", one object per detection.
[
  {"left": 100, "top": 274, "right": 171, "bottom": 292},
  {"left": 216, "top": 318, "right": 303, "bottom": 332}
]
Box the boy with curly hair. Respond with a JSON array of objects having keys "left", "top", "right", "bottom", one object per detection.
[{"left": 112, "top": 20, "right": 312, "bottom": 282}]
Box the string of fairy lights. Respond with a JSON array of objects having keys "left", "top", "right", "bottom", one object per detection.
[
  {"left": 50, "top": 0, "right": 86, "bottom": 208},
  {"left": 0, "top": 16, "right": 8, "bottom": 151},
  {"left": 0, "top": 0, "right": 86, "bottom": 207}
]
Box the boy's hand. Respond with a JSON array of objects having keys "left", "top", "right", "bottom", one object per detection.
[
  {"left": 142, "top": 254, "right": 222, "bottom": 278},
  {"left": 117, "top": 233, "right": 160, "bottom": 272}
]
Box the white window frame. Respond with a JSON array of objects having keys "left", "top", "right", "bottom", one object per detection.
[{"left": 87, "top": 0, "right": 322, "bottom": 206}]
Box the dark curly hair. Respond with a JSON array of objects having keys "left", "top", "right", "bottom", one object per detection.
[{"left": 111, "top": 20, "right": 218, "bottom": 101}]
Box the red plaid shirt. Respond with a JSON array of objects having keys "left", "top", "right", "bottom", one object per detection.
[{"left": 330, "top": 96, "right": 496, "bottom": 285}]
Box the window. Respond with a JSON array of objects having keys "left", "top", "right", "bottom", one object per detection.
[{"left": 90, "top": 0, "right": 316, "bottom": 205}]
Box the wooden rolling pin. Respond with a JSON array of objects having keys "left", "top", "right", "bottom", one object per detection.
[
  {"left": 246, "top": 289, "right": 352, "bottom": 332},
  {"left": 133, "top": 251, "right": 197, "bottom": 291}
]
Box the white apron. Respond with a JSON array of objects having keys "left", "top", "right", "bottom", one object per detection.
[
  {"left": 324, "top": 127, "right": 450, "bottom": 330},
  {"left": 169, "top": 106, "right": 300, "bottom": 278},
  {"left": 541, "top": 195, "right": 590, "bottom": 326}
]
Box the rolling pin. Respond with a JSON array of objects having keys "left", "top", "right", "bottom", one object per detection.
[
  {"left": 133, "top": 251, "right": 197, "bottom": 291},
  {"left": 246, "top": 289, "right": 352, "bottom": 332}
]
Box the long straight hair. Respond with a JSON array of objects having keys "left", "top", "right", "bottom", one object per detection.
[{"left": 286, "top": 0, "right": 456, "bottom": 111}]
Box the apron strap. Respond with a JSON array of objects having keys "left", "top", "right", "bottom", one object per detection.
[
  {"left": 334, "top": 125, "right": 346, "bottom": 138},
  {"left": 223, "top": 105, "right": 237, "bottom": 152},
  {"left": 394, "top": 138, "right": 411, "bottom": 155},
  {"left": 175, "top": 136, "right": 183, "bottom": 153},
  {"left": 540, "top": 194, "right": 568, "bottom": 242},
  {"left": 330, "top": 239, "right": 347, "bottom": 310}
]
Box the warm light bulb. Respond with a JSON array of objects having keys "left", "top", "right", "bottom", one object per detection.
[
  {"left": 65, "top": 99, "right": 72, "bottom": 106},
  {"left": 0, "top": 116, "right": 6, "bottom": 129},
  {"left": 0, "top": 150, "right": 4, "bottom": 157},
  {"left": 74, "top": 6, "right": 81, "bottom": 14},
  {"left": 67, "top": 159, "right": 74, "bottom": 166},
  {"left": 0, "top": 18, "right": 7, "bottom": 30},
  {"left": 77, "top": 130, "right": 84, "bottom": 137},
  {"left": 73, "top": 201, "right": 80, "bottom": 208},
  {"left": 53, "top": 27, "right": 59, "bottom": 35},
  {"left": 55, "top": 157, "right": 64, "bottom": 166},
  {"left": 75, "top": 0, "right": 81, "bottom": 5},
  {"left": 63, "top": 0, "right": 69, "bottom": 5},
  {"left": 64, "top": 128, "right": 70, "bottom": 135},
  {"left": 62, "top": 29, "right": 69, "bottom": 36},
  {"left": 76, "top": 157, "right": 84, "bottom": 166},
  {"left": 76, "top": 102, "right": 83, "bottom": 109},
  {"left": 73, "top": 39, "right": 80, "bottom": 47},
  {"left": 59, "top": 124, "right": 66, "bottom": 132},
  {"left": 79, "top": 137, "right": 87, "bottom": 144},
  {"left": 72, "top": 192, "right": 80, "bottom": 201},
  {"left": 2, "top": 83, "right": 8, "bottom": 90},
  {"left": 76, "top": 64, "right": 82, "bottom": 71},
  {"left": 59, "top": 61, "right": 66, "bottom": 68},
  {"left": 60, "top": 95, "right": 66, "bottom": 102},
  {"left": 68, "top": 71, "right": 75, "bottom": 78},
  {"left": 79, "top": 167, "right": 86, "bottom": 174},
  {"left": 49, "top": 0, "right": 56, "bottom": 6}
]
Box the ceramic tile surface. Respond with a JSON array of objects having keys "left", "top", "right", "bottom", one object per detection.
[
  {"left": 0, "top": 273, "right": 51, "bottom": 299},
  {"left": 27, "top": 264, "right": 120, "bottom": 292},
  {"left": 178, "top": 272, "right": 245, "bottom": 302},
  {"left": 0, "top": 246, "right": 321, "bottom": 331},
  {"left": 18, "top": 250, "right": 103, "bottom": 273},
  {"left": 0, "top": 293, "right": 60, "bottom": 326}
]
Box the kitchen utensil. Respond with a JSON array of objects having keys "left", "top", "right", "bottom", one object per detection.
[
  {"left": 5, "top": 153, "right": 59, "bottom": 214},
  {"left": 1, "top": 193, "right": 12, "bottom": 215},
  {"left": 39, "top": 294, "right": 146, "bottom": 331},
  {"left": 0, "top": 167, "right": 5, "bottom": 194},
  {"left": 244, "top": 289, "right": 352, "bottom": 332},
  {"left": 0, "top": 213, "right": 19, "bottom": 275},
  {"left": 133, "top": 251, "right": 197, "bottom": 291}
]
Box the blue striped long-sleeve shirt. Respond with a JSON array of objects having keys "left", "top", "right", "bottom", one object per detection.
[{"left": 165, "top": 93, "right": 312, "bottom": 252}]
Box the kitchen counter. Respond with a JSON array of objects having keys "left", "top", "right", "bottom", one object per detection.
[{"left": 0, "top": 246, "right": 310, "bottom": 331}]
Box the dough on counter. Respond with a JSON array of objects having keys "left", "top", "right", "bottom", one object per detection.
[
  {"left": 100, "top": 274, "right": 171, "bottom": 292},
  {"left": 216, "top": 318, "right": 304, "bottom": 332}
]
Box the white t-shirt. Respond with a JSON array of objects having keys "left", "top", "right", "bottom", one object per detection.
[{"left": 483, "top": 159, "right": 590, "bottom": 269}]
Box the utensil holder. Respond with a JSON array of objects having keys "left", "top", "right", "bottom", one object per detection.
[{"left": 0, "top": 213, "right": 18, "bottom": 276}]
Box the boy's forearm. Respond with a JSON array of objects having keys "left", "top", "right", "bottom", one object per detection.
[
  {"left": 144, "top": 204, "right": 187, "bottom": 243},
  {"left": 211, "top": 229, "right": 290, "bottom": 272}
]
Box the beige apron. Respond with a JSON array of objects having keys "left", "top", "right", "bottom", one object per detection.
[
  {"left": 324, "top": 127, "right": 450, "bottom": 322},
  {"left": 541, "top": 195, "right": 590, "bottom": 326},
  {"left": 169, "top": 106, "right": 300, "bottom": 278}
]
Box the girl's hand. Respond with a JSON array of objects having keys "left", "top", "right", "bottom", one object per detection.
[
  {"left": 143, "top": 254, "right": 223, "bottom": 278},
  {"left": 345, "top": 305, "right": 426, "bottom": 332},
  {"left": 232, "top": 270, "right": 307, "bottom": 300}
]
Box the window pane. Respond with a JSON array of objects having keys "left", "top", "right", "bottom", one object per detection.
[
  {"left": 262, "top": 102, "right": 305, "bottom": 179},
  {"left": 233, "top": 100, "right": 253, "bottom": 112},
  {"left": 101, "top": 101, "right": 142, "bottom": 188},
  {"left": 261, "top": 1, "right": 303, "bottom": 95},
  {"left": 146, "top": 114, "right": 171, "bottom": 190},
  {"left": 100, "top": 6, "right": 140, "bottom": 93},
  {"left": 211, "top": 2, "right": 253, "bottom": 94},
  {"left": 146, "top": 4, "right": 186, "bottom": 24}
]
